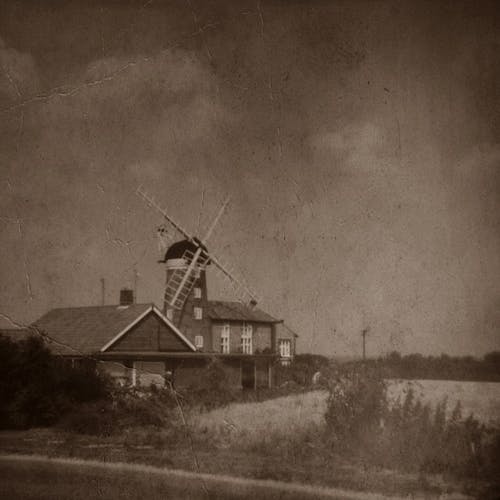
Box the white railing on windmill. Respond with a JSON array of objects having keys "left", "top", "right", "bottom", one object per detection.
[{"left": 136, "top": 186, "right": 262, "bottom": 311}]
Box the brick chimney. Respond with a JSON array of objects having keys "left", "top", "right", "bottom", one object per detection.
[{"left": 119, "top": 288, "right": 134, "bottom": 306}]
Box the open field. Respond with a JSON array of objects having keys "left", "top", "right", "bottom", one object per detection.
[
  {"left": 191, "top": 379, "right": 500, "bottom": 445},
  {"left": 387, "top": 379, "right": 500, "bottom": 428},
  {"left": 0, "top": 454, "right": 453, "bottom": 500},
  {"left": 191, "top": 389, "right": 327, "bottom": 445}
]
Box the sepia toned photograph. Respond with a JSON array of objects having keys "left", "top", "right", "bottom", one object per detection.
[{"left": 0, "top": 1, "right": 499, "bottom": 498}]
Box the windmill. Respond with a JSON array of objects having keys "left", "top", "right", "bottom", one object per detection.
[{"left": 136, "top": 186, "right": 261, "bottom": 317}]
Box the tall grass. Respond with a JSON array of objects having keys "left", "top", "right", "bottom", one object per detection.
[{"left": 324, "top": 365, "right": 499, "bottom": 483}]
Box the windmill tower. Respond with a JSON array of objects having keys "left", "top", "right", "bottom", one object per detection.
[{"left": 136, "top": 187, "right": 261, "bottom": 331}]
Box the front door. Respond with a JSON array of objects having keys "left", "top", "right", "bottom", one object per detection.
[{"left": 241, "top": 360, "right": 255, "bottom": 389}]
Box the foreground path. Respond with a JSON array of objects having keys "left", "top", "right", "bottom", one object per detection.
[{"left": 0, "top": 454, "right": 469, "bottom": 500}]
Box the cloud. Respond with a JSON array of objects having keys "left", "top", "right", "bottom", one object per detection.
[
  {"left": 309, "top": 122, "right": 394, "bottom": 174},
  {"left": 0, "top": 37, "right": 39, "bottom": 101}
]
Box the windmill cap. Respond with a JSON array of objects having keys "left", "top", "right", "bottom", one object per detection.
[{"left": 161, "top": 238, "right": 211, "bottom": 264}]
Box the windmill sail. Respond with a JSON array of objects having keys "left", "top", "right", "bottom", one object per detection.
[
  {"left": 137, "top": 186, "right": 261, "bottom": 310},
  {"left": 164, "top": 249, "right": 209, "bottom": 310}
]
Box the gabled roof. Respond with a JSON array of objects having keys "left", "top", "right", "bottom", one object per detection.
[
  {"left": 207, "top": 301, "right": 281, "bottom": 323},
  {"left": 31, "top": 303, "right": 195, "bottom": 355}
]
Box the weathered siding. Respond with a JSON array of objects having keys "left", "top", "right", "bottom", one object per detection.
[{"left": 109, "top": 312, "right": 189, "bottom": 352}]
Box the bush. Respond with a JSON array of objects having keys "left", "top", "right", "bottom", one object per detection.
[
  {"left": 60, "top": 400, "right": 116, "bottom": 436},
  {"left": 324, "top": 365, "right": 496, "bottom": 480},
  {"left": 182, "top": 358, "right": 237, "bottom": 411},
  {"left": 0, "top": 334, "right": 111, "bottom": 429},
  {"left": 324, "top": 365, "right": 386, "bottom": 450},
  {"left": 275, "top": 354, "right": 331, "bottom": 387}
]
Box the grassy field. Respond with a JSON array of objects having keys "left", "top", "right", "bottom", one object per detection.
[
  {"left": 191, "top": 389, "right": 327, "bottom": 446},
  {"left": 190, "top": 379, "right": 500, "bottom": 448},
  {"left": 1, "top": 380, "right": 498, "bottom": 498},
  {"left": 0, "top": 454, "right": 433, "bottom": 500},
  {"left": 387, "top": 379, "right": 500, "bottom": 428}
]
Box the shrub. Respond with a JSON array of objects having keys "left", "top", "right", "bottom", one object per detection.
[
  {"left": 324, "top": 365, "right": 386, "bottom": 450},
  {"left": 0, "top": 334, "right": 111, "bottom": 429},
  {"left": 182, "top": 358, "right": 237, "bottom": 411},
  {"left": 59, "top": 400, "right": 116, "bottom": 436},
  {"left": 324, "top": 365, "right": 495, "bottom": 480}
]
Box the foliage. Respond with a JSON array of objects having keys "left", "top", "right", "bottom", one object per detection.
[
  {"left": 181, "top": 357, "right": 237, "bottom": 411},
  {"left": 324, "top": 364, "right": 499, "bottom": 482},
  {"left": 60, "top": 385, "right": 179, "bottom": 436},
  {"left": 324, "top": 365, "right": 386, "bottom": 450},
  {"left": 0, "top": 334, "right": 110, "bottom": 429},
  {"left": 375, "top": 350, "right": 500, "bottom": 382},
  {"left": 275, "top": 354, "right": 332, "bottom": 387}
]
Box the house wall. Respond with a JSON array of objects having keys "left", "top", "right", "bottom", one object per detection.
[
  {"left": 109, "top": 313, "right": 189, "bottom": 352},
  {"left": 274, "top": 322, "right": 297, "bottom": 359},
  {"left": 254, "top": 324, "right": 273, "bottom": 353},
  {"left": 211, "top": 321, "right": 274, "bottom": 354}
]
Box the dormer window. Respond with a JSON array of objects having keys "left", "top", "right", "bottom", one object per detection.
[
  {"left": 194, "top": 307, "right": 203, "bottom": 320},
  {"left": 195, "top": 335, "right": 204, "bottom": 349},
  {"left": 241, "top": 322, "right": 253, "bottom": 354},
  {"left": 194, "top": 287, "right": 202, "bottom": 299}
]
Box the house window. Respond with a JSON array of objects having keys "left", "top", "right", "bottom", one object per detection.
[
  {"left": 221, "top": 323, "right": 230, "bottom": 354},
  {"left": 194, "top": 307, "right": 202, "bottom": 320},
  {"left": 241, "top": 322, "right": 253, "bottom": 354},
  {"left": 194, "top": 287, "right": 202, "bottom": 299},
  {"left": 279, "top": 339, "right": 291, "bottom": 358},
  {"left": 195, "top": 335, "right": 204, "bottom": 349},
  {"left": 166, "top": 308, "right": 173, "bottom": 321}
]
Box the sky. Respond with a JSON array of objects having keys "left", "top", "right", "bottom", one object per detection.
[{"left": 0, "top": 0, "right": 499, "bottom": 358}]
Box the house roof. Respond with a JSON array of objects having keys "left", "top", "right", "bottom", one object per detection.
[
  {"left": 283, "top": 324, "right": 300, "bottom": 338},
  {"left": 31, "top": 303, "right": 195, "bottom": 356},
  {"left": 207, "top": 301, "right": 281, "bottom": 323},
  {"left": 0, "top": 328, "right": 33, "bottom": 342}
]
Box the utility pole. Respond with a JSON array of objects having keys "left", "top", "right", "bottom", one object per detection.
[
  {"left": 133, "top": 267, "right": 139, "bottom": 304},
  {"left": 361, "top": 327, "right": 370, "bottom": 361},
  {"left": 100, "top": 278, "right": 105, "bottom": 306}
]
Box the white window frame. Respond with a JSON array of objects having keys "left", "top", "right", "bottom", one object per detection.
[
  {"left": 194, "top": 287, "right": 202, "bottom": 299},
  {"left": 194, "top": 306, "right": 203, "bottom": 320},
  {"left": 131, "top": 362, "right": 137, "bottom": 387},
  {"left": 241, "top": 322, "right": 253, "bottom": 354},
  {"left": 221, "top": 323, "right": 230, "bottom": 354},
  {"left": 279, "top": 339, "right": 291, "bottom": 358},
  {"left": 195, "top": 335, "right": 204, "bottom": 349}
]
